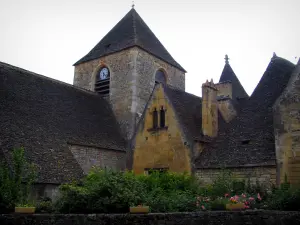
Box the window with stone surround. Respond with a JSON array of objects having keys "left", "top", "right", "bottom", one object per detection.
[
  {"left": 155, "top": 69, "right": 166, "bottom": 84},
  {"left": 148, "top": 106, "right": 168, "bottom": 132}
]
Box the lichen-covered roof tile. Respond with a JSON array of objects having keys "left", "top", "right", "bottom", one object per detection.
[{"left": 0, "top": 61, "right": 127, "bottom": 184}]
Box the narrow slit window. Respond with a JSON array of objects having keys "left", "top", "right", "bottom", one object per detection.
[
  {"left": 153, "top": 108, "right": 158, "bottom": 129},
  {"left": 160, "top": 106, "right": 165, "bottom": 128}
]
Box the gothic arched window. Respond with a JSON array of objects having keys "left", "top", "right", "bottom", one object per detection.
[
  {"left": 155, "top": 69, "right": 166, "bottom": 84},
  {"left": 95, "top": 67, "right": 110, "bottom": 95}
]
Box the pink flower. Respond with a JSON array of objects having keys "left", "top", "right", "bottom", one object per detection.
[
  {"left": 257, "top": 193, "right": 262, "bottom": 201},
  {"left": 241, "top": 193, "right": 246, "bottom": 198},
  {"left": 244, "top": 205, "right": 250, "bottom": 209},
  {"left": 225, "top": 193, "right": 229, "bottom": 198},
  {"left": 244, "top": 201, "right": 249, "bottom": 205},
  {"left": 201, "top": 205, "right": 206, "bottom": 210},
  {"left": 249, "top": 197, "right": 255, "bottom": 201}
]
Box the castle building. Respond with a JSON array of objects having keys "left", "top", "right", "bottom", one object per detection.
[{"left": 1, "top": 7, "right": 300, "bottom": 199}]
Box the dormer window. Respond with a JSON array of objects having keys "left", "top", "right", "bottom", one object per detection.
[
  {"left": 155, "top": 69, "right": 166, "bottom": 84},
  {"left": 95, "top": 67, "right": 110, "bottom": 96}
]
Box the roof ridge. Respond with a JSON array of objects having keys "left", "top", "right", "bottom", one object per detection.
[
  {"left": 163, "top": 84, "right": 202, "bottom": 99},
  {"left": 132, "top": 9, "right": 138, "bottom": 43},
  {"left": 0, "top": 61, "right": 103, "bottom": 98},
  {"left": 74, "top": 8, "right": 186, "bottom": 72}
]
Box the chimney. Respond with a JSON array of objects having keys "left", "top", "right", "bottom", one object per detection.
[
  {"left": 202, "top": 79, "right": 218, "bottom": 137},
  {"left": 215, "top": 81, "right": 232, "bottom": 99}
]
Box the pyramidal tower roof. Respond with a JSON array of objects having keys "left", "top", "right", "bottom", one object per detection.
[
  {"left": 74, "top": 8, "right": 186, "bottom": 72},
  {"left": 219, "top": 55, "right": 248, "bottom": 99}
]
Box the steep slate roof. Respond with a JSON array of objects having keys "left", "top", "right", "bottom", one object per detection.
[
  {"left": 74, "top": 8, "right": 186, "bottom": 72},
  {"left": 196, "top": 56, "right": 296, "bottom": 168},
  {"left": 163, "top": 85, "right": 204, "bottom": 140},
  {"left": 0, "top": 62, "right": 127, "bottom": 184},
  {"left": 219, "top": 62, "right": 249, "bottom": 99}
]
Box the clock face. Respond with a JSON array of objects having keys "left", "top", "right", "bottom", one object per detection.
[{"left": 99, "top": 67, "right": 109, "bottom": 80}]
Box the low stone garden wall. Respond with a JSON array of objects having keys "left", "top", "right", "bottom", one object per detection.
[{"left": 1, "top": 210, "right": 300, "bottom": 225}]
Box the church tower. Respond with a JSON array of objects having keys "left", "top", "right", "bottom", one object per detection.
[{"left": 73, "top": 7, "right": 186, "bottom": 140}]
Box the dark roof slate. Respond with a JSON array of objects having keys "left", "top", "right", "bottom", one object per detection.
[
  {"left": 0, "top": 62, "right": 127, "bottom": 184},
  {"left": 163, "top": 85, "right": 203, "bottom": 140},
  {"left": 74, "top": 8, "right": 186, "bottom": 72},
  {"left": 219, "top": 63, "right": 249, "bottom": 99},
  {"left": 196, "top": 57, "right": 295, "bottom": 168}
]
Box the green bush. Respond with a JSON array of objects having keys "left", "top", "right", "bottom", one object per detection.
[
  {"left": 209, "top": 198, "right": 228, "bottom": 210},
  {"left": 55, "top": 168, "right": 200, "bottom": 213},
  {"left": 36, "top": 199, "right": 54, "bottom": 213},
  {"left": 264, "top": 178, "right": 300, "bottom": 211},
  {"left": 0, "top": 147, "right": 37, "bottom": 212}
]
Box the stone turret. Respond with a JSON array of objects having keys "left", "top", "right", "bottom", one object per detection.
[{"left": 202, "top": 79, "right": 218, "bottom": 137}]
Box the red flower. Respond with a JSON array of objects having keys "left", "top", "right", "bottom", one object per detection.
[{"left": 225, "top": 193, "right": 229, "bottom": 198}]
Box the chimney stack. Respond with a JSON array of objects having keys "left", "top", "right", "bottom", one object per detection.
[{"left": 202, "top": 79, "right": 218, "bottom": 137}]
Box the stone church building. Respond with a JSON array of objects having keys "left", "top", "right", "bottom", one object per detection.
[{"left": 1, "top": 8, "right": 300, "bottom": 198}]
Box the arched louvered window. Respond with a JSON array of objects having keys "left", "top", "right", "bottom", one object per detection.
[
  {"left": 95, "top": 67, "right": 110, "bottom": 95},
  {"left": 160, "top": 106, "right": 165, "bottom": 128},
  {"left": 153, "top": 108, "right": 158, "bottom": 129},
  {"left": 155, "top": 69, "right": 166, "bottom": 84}
]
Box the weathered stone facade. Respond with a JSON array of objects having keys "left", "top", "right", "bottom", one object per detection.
[
  {"left": 273, "top": 61, "right": 300, "bottom": 185},
  {"left": 196, "top": 166, "right": 277, "bottom": 186},
  {"left": 74, "top": 47, "right": 185, "bottom": 140},
  {"left": 74, "top": 48, "right": 137, "bottom": 140},
  {"left": 133, "top": 85, "right": 191, "bottom": 174},
  {"left": 69, "top": 144, "right": 126, "bottom": 174},
  {"left": 218, "top": 99, "right": 237, "bottom": 123},
  {"left": 215, "top": 81, "right": 232, "bottom": 98},
  {"left": 202, "top": 81, "right": 218, "bottom": 137}
]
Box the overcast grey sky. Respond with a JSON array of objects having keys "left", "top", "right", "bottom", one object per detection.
[{"left": 0, "top": 0, "right": 299, "bottom": 96}]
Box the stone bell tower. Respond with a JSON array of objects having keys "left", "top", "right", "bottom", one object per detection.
[{"left": 72, "top": 7, "right": 186, "bottom": 140}]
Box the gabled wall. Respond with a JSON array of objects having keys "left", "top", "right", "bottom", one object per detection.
[
  {"left": 274, "top": 62, "right": 300, "bottom": 185},
  {"left": 133, "top": 85, "right": 191, "bottom": 174}
]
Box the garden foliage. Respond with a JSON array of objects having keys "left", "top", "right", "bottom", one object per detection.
[
  {"left": 0, "top": 147, "right": 36, "bottom": 212},
  {"left": 55, "top": 168, "right": 201, "bottom": 213},
  {"left": 54, "top": 168, "right": 300, "bottom": 213}
]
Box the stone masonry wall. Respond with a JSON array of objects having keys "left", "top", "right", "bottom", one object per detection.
[
  {"left": 73, "top": 47, "right": 185, "bottom": 140},
  {"left": 73, "top": 49, "right": 137, "bottom": 140},
  {"left": 1, "top": 211, "right": 300, "bottom": 225},
  {"left": 273, "top": 62, "right": 300, "bottom": 186},
  {"left": 215, "top": 82, "right": 232, "bottom": 98},
  {"left": 218, "top": 99, "right": 237, "bottom": 123},
  {"left": 196, "top": 166, "right": 276, "bottom": 186},
  {"left": 133, "top": 85, "right": 191, "bottom": 174},
  {"left": 69, "top": 144, "right": 126, "bottom": 174}
]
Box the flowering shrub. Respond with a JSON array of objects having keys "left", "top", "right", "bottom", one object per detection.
[{"left": 53, "top": 168, "right": 298, "bottom": 213}]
